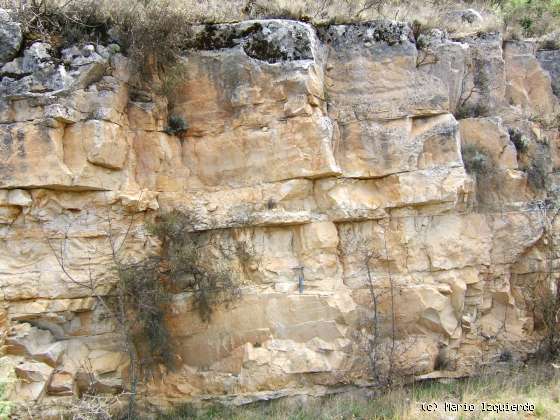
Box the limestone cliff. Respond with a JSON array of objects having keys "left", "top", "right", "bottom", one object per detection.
[{"left": 1, "top": 11, "right": 560, "bottom": 415}]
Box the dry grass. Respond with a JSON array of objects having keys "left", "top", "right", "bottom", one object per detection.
[
  {"left": 2, "top": 1, "right": 558, "bottom": 50},
  {"left": 0, "top": 1, "right": 504, "bottom": 31},
  {"left": 156, "top": 363, "right": 560, "bottom": 419},
  {"left": 2, "top": 1, "right": 557, "bottom": 79}
]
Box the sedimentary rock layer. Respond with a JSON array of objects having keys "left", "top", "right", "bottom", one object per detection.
[{"left": 1, "top": 14, "right": 560, "bottom": 413}]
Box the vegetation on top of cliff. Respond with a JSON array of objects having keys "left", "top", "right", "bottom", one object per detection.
[
  {"left": 3, "top": 1, "right": 560, "bottom": 59},
  {"left": 501, "top": 0, "right": 560, "bottom": 38},
  {"left": 1, "top": 0, "right": 558, "bottom": 102}
]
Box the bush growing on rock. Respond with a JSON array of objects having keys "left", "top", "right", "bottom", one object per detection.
[
  {"left": 527, "top": 159, "right": 547, "bottom": 191},
  {"left": 165, "top": 115, "right": 189, "bottom": 136},
  {"left": 535, "top": 280, "right": 560, "bottom": 359},
  {"left": 45, "top": 208, "right": 245, "bottom": 416},
  {"left": 508, "top": 127, "right": 530, "bottom": 153},
  {"left": 454, "top": 102, "right": 489, "bottom": 119},
  {"left": 461, "top": 144, "right": 494, "bottom": 176},
  {"left": 122, "top": 210, "right": 242, "bottom": 365}
]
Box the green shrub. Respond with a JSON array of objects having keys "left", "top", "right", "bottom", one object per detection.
[
  {"left": 462, "top": 144, "right": 494, "bottom": 176},
  {"left": 147, "top": 211, "right": 242, "bottom": 322},
  {"left": 117, "top": 210, "right": 242, "bottom": 367},
  {"left": 454, "top": 103, "right": 489, "bottom": 119},
  {"left": 500, "top": 0, "right": 560, "bottom": 38},
  {"left": 527, "top": 159, "right": 547, "bottom": 191},
  {"left": 3, "top": 0, "right": 112, "bottom": 47},
  {"left": 0, "top": 380, "right": 12, "bottom": 419},
  {"left": 508, "top": 127, "right": 529, "bottom": 153},
  {"left": 165, "top": 115, "right": 189, "bottom": 136},
  {"left": 157, "top": 403, "right": 233, "bottom": 420},
  {"left": 533, "top": 277, "right": 560, "bottom": 360},
  {"left": 117, "top": 257, "right": 172, "bottom": 365},
  {"left": 540, "top": 38, "right": 560, "bottom": 50}
]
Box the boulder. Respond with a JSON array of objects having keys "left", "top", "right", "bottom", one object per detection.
[
  {"left": 5, "top": 323, "right": 65, "bottom": 366},
  {"left": 47, "top": 371, "right": 75, "bottom": 396},
  {"left": 14, "top": 361, "right": 54, "bottom": 401},
  {"left": 441, "top": 9, "right": 483, "bottom": 31}
]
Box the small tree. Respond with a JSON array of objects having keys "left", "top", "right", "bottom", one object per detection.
[
  {"left": 534, "top": 200, "right": 560, "bottom": 359},
  {"left": 339, "top": 221, "right": 400, "bottom": 385},
  {"left": 43, "top": 203, "right": 247, "bottom": 418}
]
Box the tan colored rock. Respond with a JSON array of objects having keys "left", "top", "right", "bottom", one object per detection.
[
  {"left": 392, "top": 285, "right": 460, "bottom": 337},
  {"left": 66, "top": 76, "right": 129, "bottom": 126},
  {"left": 81, "top": 120, "right": 128, "bottom": 169},
  {"left": 490, "top": 211, "right": 544, "bottom": 264},
  {"left": 118, "top": 189, "right": 159, "bottom": 212},
  {"left": 459, "top": 117, "right": 518, "bottom": 169},
  {"left": 8, "top": 298, "right": 96, "bottom": 320},
  {"left": 62, "top": 119, "right": 132, "bottom": 189},
  {"left": 1, "top": 19, "right": 557, "bottom": 412},
  {"left": 132, "top": 131, "right": 187, "bottom": 192},
  {"left": 15, "top": 361, "right": 54, "bottom": 401},
  {"left": 293, "top": 222, "right": 342, "bottom": 291},
  {"left": 181, "top": 113, "right": 339, "bottom": 188},
  {"left": 157, "top": 179, "right": 317, "bottom": 230},
  {"left": 423, "top": 214, "right": 492, "bottom": 270},
  {"left": 5, "top": 323, "right": 65, "bottom": 366},
  {"left": 315, "top": 167, "right": 470, "bottom": 221},
  {"left": 45, "top": 104, "right": 82, "bottom": 124},
  {"left": 127, "top": 99, "right": 166, "bottom": 132},
  {"left": 0, "top": 205, "right": 20, "bottom": 223},
  {"left": 393, "top": 336, "right": 439, "bottom": 375},
  {"left": 418, "top": 34, "right": 469, "bottom": 111},
  {"left": 47, "top": 371, "right": 75, "bottom": 396},
  {"left": 504, "top": 40, "right": 558, "bottom": 116},
  {"left": 334, "top": 113, "right": 462, "bottom": 178},
  {"left": 7, "top": 189, "right": 32, "bottom": 206},
  {"left": 324, "top": 22, "right": 448, "bottom": 123},
  {"left": 0, "top": 122, "right": 72, "bottom": 189},
  {"left": 458, "top": 33, "right": 506, "bottom": 112},
  {"left": 167, "top": 293, "right": 350, "bottom": 369},
  {"left": 476, "top": 169, "right": 533, "bottom": 205},
  {"left": 167, "top": 23, "right": 340, "bottom": 189},
  {"left": 88, "top": 350, "right": 128, "bottom": 375}
]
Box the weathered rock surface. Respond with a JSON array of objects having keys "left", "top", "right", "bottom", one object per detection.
[
  {"left": 537, "top": 48, "right": 560, "bottom": 97},
  {"left": 1, "top": 18, "right": 559, "bottom": 414},
  {"left": 0, "top": 9, "right": 22, "bottom": 64},
  {"left": 505, "top": 41, "right": 558, "bottom": 116}
]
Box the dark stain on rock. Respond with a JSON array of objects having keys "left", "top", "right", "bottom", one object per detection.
[
  {"left": 243, "top": 32, "right": 288, "bottom": 62},
  {"left": 185, "top": 21, "right": 313, "bottom": 63},
  {"left": 185, "top": 23, "right": 263, "bottom": 51},
  {"left": 2, "top": 130, "right": 13, "bottom": 151},
  {"left": 317, "top": 20, "right": 413, "bottom": 48},
  {"left": 16, "top": 128, "right": 25, "bottom": 157},
  {"left": 244, "top": 26, "right": 312, "bottom": 63}
]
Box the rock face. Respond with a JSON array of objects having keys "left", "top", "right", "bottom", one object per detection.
[
  {"left": 0, "top": 9, "right": 22, "bottom": 64},
  {"left": 1, "top": 18, "right": 560, "bottom": 413},
  {"left": 538, "top": 48, "right": 560, "bottom": 97}
]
